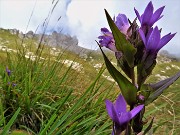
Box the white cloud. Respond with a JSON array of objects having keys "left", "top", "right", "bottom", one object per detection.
[
  {"left": 0, "top": 0, "right": 52, "bottom": 32},
  {"left": 66, "top": 1, "right": 114, "bottom": 49},
  {"left": 0, "top": 0, "right": 179, "bottom": 55}
]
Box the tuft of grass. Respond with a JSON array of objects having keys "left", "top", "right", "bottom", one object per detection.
[{"left": 0, "top": 28, "right": 117, "bottom": 134}]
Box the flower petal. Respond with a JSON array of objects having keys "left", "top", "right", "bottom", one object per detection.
[
  {"left": 115, "top": 14, "right": 129, "bottom": 34},
  {"left": 146, "top": 27, "right": 153, "bottom": 41},
  {"left": 105, "top": 100, "right": 120, "bottom": 124},
  {"left": 142, "top": 1, "right": 154, "bottom": 25},
  {"left": 107, "top": 42, "right": 117, "bottom": 52},
  {"left": 98, "top": 36, "right": 104, "bottom": 39},
  {"left": 130, "top": 105, "right": 144, "bottom": 118},
  {"left": 101, "top": 28, "right": 110, "bottom": 33},
  {"left": 139, "top": 29, "right": 146, "bottom": 45},
  {"left": 116, "top": 14, "right": 129, "bottom": 27},
  {"left": 158, "top": 33, "right": 176, "bottom": 51},
  {"left": 146, "top": 26, "right": 160, "bottom": 51},
  {"left": 115, "top": 94, "right": 127, "bottom": 113},
  {"left": 150, "top": 6, "right": 165, "bottom": 26},
  {"left": 118, "top": 112, "right": 131, "bottom": 125}
]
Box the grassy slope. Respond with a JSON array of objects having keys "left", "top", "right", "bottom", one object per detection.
[
  {"left": 0, "top": 29, "right": 180, "bottom": 134},
  {"left": 145, "top": 59, "right": 180, "bottom": 134},
  {"left": 0, "top": 29, "right": 111, "bottom": 90}
]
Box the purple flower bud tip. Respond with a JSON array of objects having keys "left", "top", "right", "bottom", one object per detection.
[
  {"left": 115, "top": 14, "right": 131, "bottom": 35},
  {"left": 138, "top": 94, "right": 145, "bottom": 101},
  {"left": 12, "top": 83, "right": 17, "bottom": 87},
  {"left": 105, "top": 94, "right": 144, "bottom": 134},
  {"left": 6, "top": 67, "right": 11, "bottom": 76}
]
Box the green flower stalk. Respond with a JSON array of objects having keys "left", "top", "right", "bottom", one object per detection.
[{"left": 98, "top": 1, "right": 180, "bottom": 134}]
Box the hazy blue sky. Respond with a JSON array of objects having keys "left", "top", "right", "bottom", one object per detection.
[{"left": 0, "top": 0, "right": 179, "bottom": 56}]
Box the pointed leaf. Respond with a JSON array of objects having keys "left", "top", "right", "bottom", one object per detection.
[
  {"left": 99, "top": 45, "right": 137, "bottom": 105},
  {"left": 145, "top": 71, "right": 180, "bottom": 105},
  {"left": 105, "top": 9, "right": 137, "bottom": 68},
  {"left": 143, "top": 117, "right": 154, "bottom": 135},
  {"left": 1, "top": 107, "right": 21, "bottom": 135},
  {"left": 149, "top": 74, "right": 176, "bottom": 91},
  {"left": 137, "top": 55, "right": 156, "bottom": 87},
  {"left": 117, "top": 57, "right": 132, "bottom": 79}
]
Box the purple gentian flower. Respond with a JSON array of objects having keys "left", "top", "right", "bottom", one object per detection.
[
  {"left": 139, "top": 26, "right": 176, "bottom": 52},
  {"left": 12, "top": 83, "right": 17, "bottom": 87},
  {"left": 105, "top": 94, "right": 144, "bottom": 134},
  {"left": 134, "top": 1, "right": 165, "bottom": 29},
  {"left": 6, "top": 67, "right": 11, "bottom": 76},
  {"left": 114, "top": 14, "right": 131, "bottom": 36},
  {"left": 7, "top": 82, "right": 17, "bottom": 87},
  {"left": 98, "top": 14, "right": 130, "bottom": 52},
  {"left": 98, "top": 28, "right": 117, "bottom": 52}
]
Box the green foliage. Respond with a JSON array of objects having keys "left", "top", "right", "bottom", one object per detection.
[
  {"left": 0, "top": 28, "right": 179, "bottom": 134},
  {"left": 0, "top": 29, "right": 117, "bottom": 134},
  {"left": 146, "top": 71, "right": 180, "bottom": 105},
  {"left": 99, "top": 46, "right": 137, "bottom": 106},
  {"left": 1, "top": 108, "right": 21, "bottom": 135}
]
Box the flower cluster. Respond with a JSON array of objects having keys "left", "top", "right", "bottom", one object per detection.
[
  {"left": 98, "top": 13, "right": 131, "bottom": 52},
  {"left": 6, "top": 67, "right": 17, "bottom": 87},
  {"left": 98, "top": 1, "right": 175, "bottom": 57},
  {"left": 98, "top": 1, "right": 179, "bottom": 134}
]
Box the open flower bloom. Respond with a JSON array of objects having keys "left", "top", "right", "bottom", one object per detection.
[
  {"left": 105, "top": 94, "right": 144, "bottom": 135},
  {"left": 134, "top": 1, "right": 165, "bottom": 29},
  {"left": 98, "top": 14, "right": 130, "bottom": 52},
  {"left": 139, "top": 26, "right": 176, "bottom": 52},
  {"left": 98, "top": 28, "right": 117, "bottom": 52}
]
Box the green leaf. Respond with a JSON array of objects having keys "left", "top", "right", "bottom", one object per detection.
[
  {"left": 143, "top": 117, "right": 154, "bottom": 135},
  {"left": 117, "top": 56, "right": 133, "bottom": 79},
  {"left": 137, "top": 52, "right": 157, "bottom": 87},
  {"left": 39, "top": 114, "right": 57, "bottom": 135},
  {"left": 99, "top": 45, "right": 137, "bottom": 105},
  {"left": 145, "top": 71, "right": 180, "bottom": 105},
  {"left": 149, "top": 73, "right": 177, "bottom": 90},
  {"left": 1, "top": 107, "right": 21, "bottom": 135},
  {"left": 104, "top": 9, "right": 136, "bottom": 68}
]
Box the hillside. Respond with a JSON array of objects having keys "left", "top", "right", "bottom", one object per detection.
[
  {"left": 0, "top": 28, "right": 180, "bottom": 134},
  {"left": 0, "top": 28, "right": 119, "bottom": 87}
]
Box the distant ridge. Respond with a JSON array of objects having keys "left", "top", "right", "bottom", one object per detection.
[
  {"left": 6, "top": 28, "right": 94, "bottom": 57},
  {"left": 1, "top": 28, "right": 180, "bottom": 61}
]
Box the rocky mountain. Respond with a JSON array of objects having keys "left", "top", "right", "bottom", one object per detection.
[
  {"left": 159, "top": 50, "right": 180, "bottom": 61},
  {"left": 3, "top": 28, "right": 180, "bottom": 62},
  {"left": 8, "top": 28, "right": 93, "bottom": 57}
]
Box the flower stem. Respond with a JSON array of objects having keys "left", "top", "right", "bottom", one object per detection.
[
  {"left": 131, "top": 68, "right": 135, "bottom": 85},
  {"left": 125, "top": 124, "right": 131, "bottom": 135}
]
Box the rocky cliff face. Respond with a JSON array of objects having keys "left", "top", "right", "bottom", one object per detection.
[
  {"left": 26, "top": 30, "right": 91, "bottom": 56},
  {"left": 6, "top": 28, "right": 92, "bottom": 56},
  {"left": 7, "top": 29, "right": 179, "bottom": 61}
]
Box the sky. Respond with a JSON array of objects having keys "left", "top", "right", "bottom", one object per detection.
[{"left": 0, "top": 0, "right": 180, "bottom": 56}]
